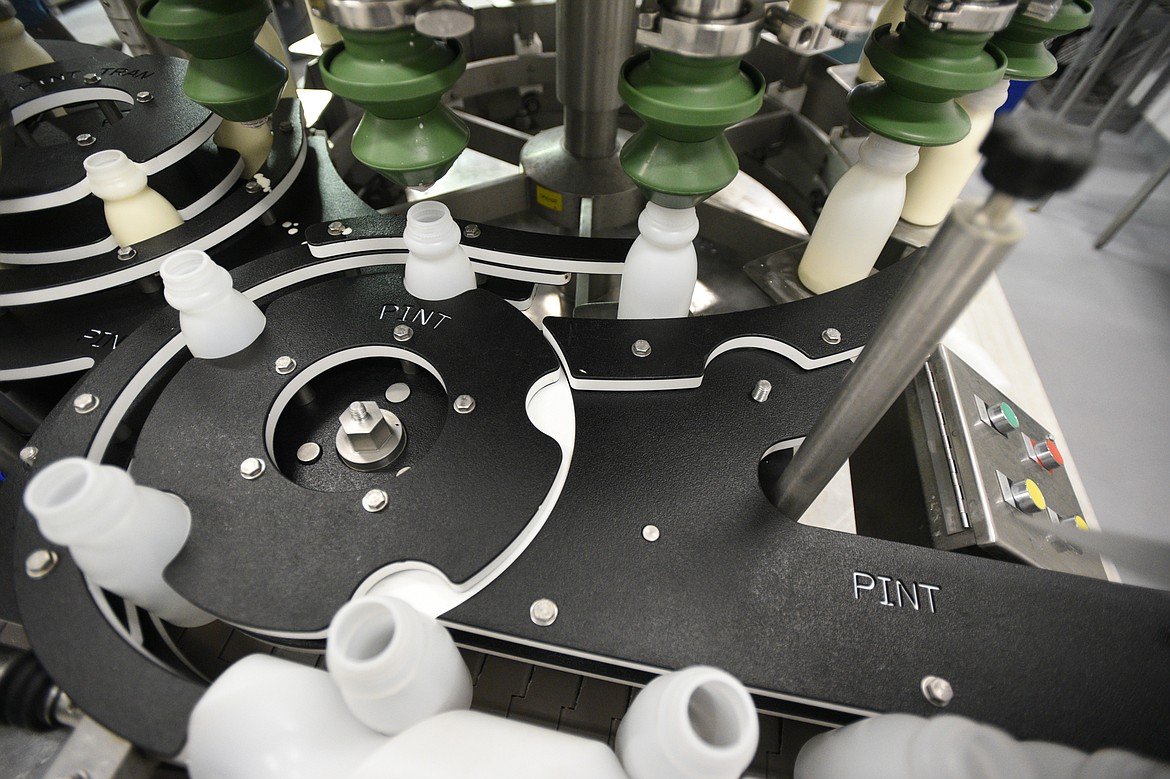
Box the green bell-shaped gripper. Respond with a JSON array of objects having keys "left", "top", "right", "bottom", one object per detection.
[
  {"left": 320, "top": 27, "right": 469, "bottom": 188},
  {"left": 618, "top": 50, "right": 765, "bottom": 208},
  {"left": 848, "top": 17, "right": 1007, "bottom": 147},
  {"left": 992, "top": 0, "right": 1093, "bottom": 82},
  {"left": 138, "top": 0, "right": 288, "bottom": 123}
]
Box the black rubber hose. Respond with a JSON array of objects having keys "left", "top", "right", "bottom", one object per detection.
[{"left": 0, "top": 648, "right": 57, "bottom": 730}]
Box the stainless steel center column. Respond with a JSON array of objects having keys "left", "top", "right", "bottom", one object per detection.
[{"left": 557, "top": 0, "right": 636, "bottom": 160}]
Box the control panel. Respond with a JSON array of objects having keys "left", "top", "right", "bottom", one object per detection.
[{"left": 912, "top": 346, "right": 1105, "bottom": 577}]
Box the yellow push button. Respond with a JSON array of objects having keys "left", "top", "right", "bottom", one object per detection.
[{"left": 1009, "top": 478, "right": 1046, "bottom": 513}]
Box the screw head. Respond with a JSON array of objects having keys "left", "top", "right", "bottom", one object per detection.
[
  {"left": 274, "top": 355, "right": 297, "bottom": 375},
  {"left": 453, "top": 394, "right": 476, "bottom": 414},
  {"left": 245, "top": 181, "right": 263, "bottom": 194},
  {"left": 279, "top": 120, "right": 293, "bottom": 133},
  {"left": 25, "top": 549, "right": 58, "bottom": 579},
  {"left": 642, "top": 524, "right": 660, "bottom": 542},
  {"left": 529, "top": 598, "right": 558, "bottom": 626},
  {"left": 751, "top": 379, "right": 772, "bottom": 403},
  {"left": 72, "top": 393, "right": 100, "bottom": 414},
  {"left": 76, "top": 133, "right": 96, "bottom": 147},
  {"left": 136, "top": 90, "right": 154, "bottom": 103},
  {"left": 362, "top": 489, "right": 389, "bottom": 512},
  {"left": 921, "top": 675, "right": 953, "bottom": 707},
  {"left": 83, "top": 72, "right": 101, "bottom": 84},
  {"left": 116, "top": 246, "right": 137, "bottom": 261},
  {"left": 327, "top": 221, "right": 345, "bottom": 236},
  {"left": 296, "top": 442, "right": 322, "bottom": 464},
  {"left": 240, "top": 457, "right": 266, "bottom": 480},
  {"left": 19, "top": 446, "right": 38, "bottom": 467},
  {"left": 393, "top": 324, "right": 414, "bottom": 342},
  {"left": 631, "top": 339, "right": 652, "bottom": 358},
  {"left": 822, "top": 327, "right": 842, "bottom": 345},
  {"left": 463, "top": 223, "right": 481, "bottom": 239}
]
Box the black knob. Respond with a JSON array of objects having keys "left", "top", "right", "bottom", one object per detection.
[{"left": 980, "top": 111, "right": 1097, "bottom": 200}]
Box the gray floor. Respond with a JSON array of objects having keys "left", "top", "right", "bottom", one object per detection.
[{"left": 992, "top": 121, "right": 1170, "bottom": 547}]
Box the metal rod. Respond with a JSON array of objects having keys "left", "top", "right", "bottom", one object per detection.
[
  {"left": 1088, "top": 25, "right": 1170, "bottom": 135},
  {"left": 556, "top": 0, "right": 636, "bottom": 159},
  {"left": 1052, "top": 0, "right": 1152, "bottom": 120},
  {"left": 1133, "top": 55, "right": 1170, "bottom": 116},
  {"left": 772, "top": 192, "right": 1024, "bottom": 521},
  {"left": 1041, "top": 0, "right": 1130, "bottom": 110},
  {"left": 1095, "top": 154, "right": 1170, "bottom": 248}
]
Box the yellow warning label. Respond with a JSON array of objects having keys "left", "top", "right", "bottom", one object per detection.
[{"left": 535, "top": 185, "right": 564, "bottom": 212}]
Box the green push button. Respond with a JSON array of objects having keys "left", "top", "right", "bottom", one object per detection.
[{"left": 988, "top": 401, "right": 1019, "bottom": 435}]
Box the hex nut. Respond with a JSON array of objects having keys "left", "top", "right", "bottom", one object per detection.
[{"left": 339, "top": 401, "right": 395, "bottom": 452}]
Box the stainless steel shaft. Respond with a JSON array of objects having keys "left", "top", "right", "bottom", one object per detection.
[
  {"left": 556, "top": 0, "right": 636, "bottom": 159},
  {"left": 772, "top": 193, "right": 1024, "bottom": 521}
]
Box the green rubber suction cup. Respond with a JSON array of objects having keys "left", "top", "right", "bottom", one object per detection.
[
  {"left": 992, "top": 0, "right": 1093, "bottom": 82},
  {"left": 138, "top": 0, "right": 287, "bottom": 122},
  {"left": 848, "top": 18, "right": 1007, "bottom": 146},
  {"left": 618, "top": 50, "right": 764, "bottom": 208},
  {"left": 320, "top": 27, "right": 469, "bottom": 188}
]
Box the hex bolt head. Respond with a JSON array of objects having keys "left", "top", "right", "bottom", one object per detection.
[
  {"left": 822, "top": 327, "right": 842, "bottom": 345},
  {"left": 362, "top": 489, "right": 389, "bottom": 512},
  {"left": 751, "top": 379, "right": 772, "bottom": 403},
  {"left": 453, "top": 394, "right": 476, "bottom": 414},
  {"left": 327, "top": 221, "right": 346, "bottom": 236},
  {"left": 339, "top": 401, "right": 394, "bottom": 452},
  {"left": 393, "top": 324, "right": 414, "bottom": 342},
  {"left": 72, "top": 393, "right": 100, "bottom": 414},
  {"left": 83, "top": 72, "right": 101, "bottom": 84},
  {"left": 632, "top": 339, "right": 652, "bottom": 358},
  {"left": 529, "top": 598, "right": 558, "bottom": 626},
  {"left": 76, "top": 133, "right": 96, "bottom": 147},
  {"left": 245, "top": 181, "right": 263, "bottom": 194},
  {"left": 274, "top": 355, "right": 297, "bottom": 375},
  {"left": 25, "top": 549, "right": 58, "bottom": 579},
  {"left": 136, "top": 90, "right": 154, "bottom": 103},
  {"left": 117, "top": 246, "right": 137, "bottom": 261},
  {"left": 239, "top": 457, "right": 266, "bottom": 480},
  {"left": 19, "top": 446, "right": 38, "bottom": 467},
  {"left": 921, "top": 675, "right": 953, "bottom": 707},
  {"left": 463, "top": 223, "right": 481, "bottom": 239}
]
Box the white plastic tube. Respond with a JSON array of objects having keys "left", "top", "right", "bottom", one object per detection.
[
  {"left": 1075, "top": 749, "right": 1170, "bottom": 778},
  {"left": 0, "top": 16, "right": 52, "bottom": 74},
  {"left": 402, "top": 201, "right": 478, "bottom": 301},
  {"left": 326, "top": 595, "right": 473, "bottom": 735},
  {"left": 901, "top": 80, "right": 1011, "bottom": 227},
  {"left": 22, "top": 458, "right": 211, "bottom": 627},
  {"left": 796, "top": 134, "right": 920, "bottom": 294},
  {"left": 160, "top": 250, "right": 266, "bottom": 359},
  {"left": 1022, "top": 743, "right": 1170, "bottom": 779},
  {"left": 348, "top": 709, "right": 630, "bottom": 779},
  {"left": 856, "top": 0, "right": 907, "bottom": 83},
  {"left": 795, "top": 713, "right": 1037, "bottom": 779},
  {"left": 304, "top": 0, "right": 343, "bottom": 47},
  {"left": 617, "top": 202, "right": 700, "bottom": 320},
  {"left": 214, "top": 119, "right": 273, "bottom": 177},
  {"left": 186, "top": 654, "right": 385, "bottom": 779},
  {"left": 788, "top": 0, "right": 831, "bottom": 23},
  {"left": 616, "top": 666, "right": 759, "bottom": 779},
  {"left": 84, "top": 150, "right": 184, "bottom": 247}
]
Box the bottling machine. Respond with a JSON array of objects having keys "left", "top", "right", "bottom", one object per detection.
[{"left": 1, "top": 0, "right": 1168, "bottom": 776}]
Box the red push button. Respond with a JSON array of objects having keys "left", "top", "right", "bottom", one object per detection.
[{"left": 1033, "top": 438, "right": 1064, "bottom": 470}]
